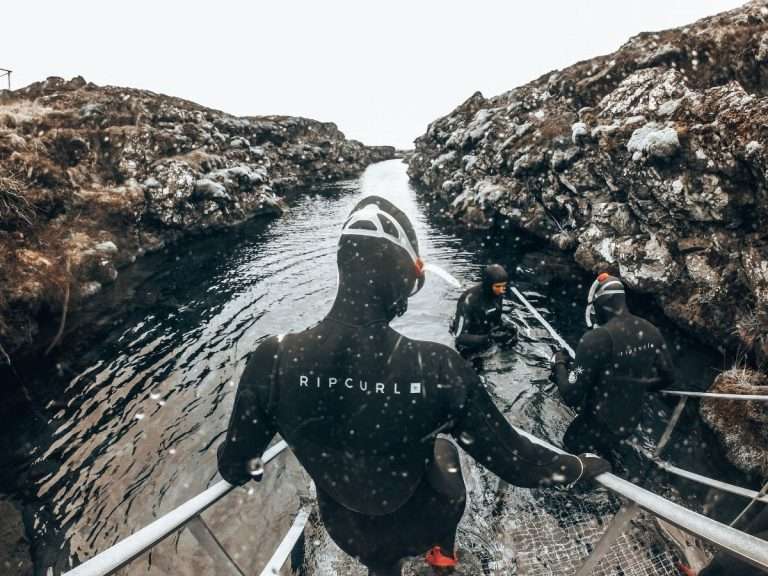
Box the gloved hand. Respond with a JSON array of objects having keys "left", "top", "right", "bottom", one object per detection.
[
  {"left": 217, "top": 443, "right": 263, "bottom": 486},
  {"left": 550, "top": 350, "right": 571, "bottom": 368},
  {"left": 577, "top": 452, "right": 612, "bottom": 482},
  {"left": 490, "top": 326, "right": 518, "bottom": 346}
]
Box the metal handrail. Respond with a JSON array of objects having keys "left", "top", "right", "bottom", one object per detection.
[
  {"left": 63, "top": 440, "right": 289, "bottom": 576},
  {"left": 258, "top": 507, "right": 310, "bottom": 576},
  {"left": 655, "top": 460, "right": 768, "bottom": 504},
  {"left": 660, "top": 390, "right": 768, "bottom": 401},
  {"left": 513, "top": 427, "right": 768, "bottom": 572},
  {"left": 510, "top": 286, "right": 575, "bottom": 357},
  {"left": 63, "top": 431, "right": 768, "bottom": 575}
]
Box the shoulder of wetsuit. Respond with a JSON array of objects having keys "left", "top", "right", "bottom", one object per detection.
[
  {"left": 454, "top": 288, "right": 471, "bottom": 314},
  {"left": 466, "top": 284, "right": 483, "bottom": 301},
  {"left": 461, "top": 285, "right": 476, "bottom": 299},
  {"left": 645, "top": 319, "right": 668, "bottom": 345},
  {"left": 578, "top": 325, "right": 612, "bottom": 350},
  {"left": 414, "top": 339, "right": 474, "bottom": 409},
  {"left": 621, "top": 315, "right": 669, "bottom": 349},
  {"left": 411, "top": 338, "right": 462, "bottom": 364},
  {"left": 240, "top": 335, "right": 282, "bottom": 383},
  {"left": 238, "top": 335, "right": 284, "bottom": 418},
  {"left": 463, "top": 285, "right": 489, "bottom": 316}
]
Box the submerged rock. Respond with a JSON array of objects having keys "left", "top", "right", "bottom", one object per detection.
[
  {"left": 0, "top": 78, "right": 394, "bottom": 357},
  {"left": 408, "top": 0, "right": 768, "bottom": 352}
]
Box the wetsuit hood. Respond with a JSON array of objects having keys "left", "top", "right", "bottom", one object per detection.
[
  {"left": 585, "top": 273, "right": 627, "bottom": 327},
  {"left": 482, "top": 264, "right": 508, "bottom": 298},
  {"left": 336, "top": 196, "right": 423, "bottom": 321}
]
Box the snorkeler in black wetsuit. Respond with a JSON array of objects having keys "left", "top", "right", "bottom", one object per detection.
[
  {"left": 450, "top": 264, "right": 518, "bottom": 358},
  {"left": 218, "top": 196, "right": 610, "bottom": 576},
  {"left": 552, "top": 273, "right": 676, "bottom": 459}
]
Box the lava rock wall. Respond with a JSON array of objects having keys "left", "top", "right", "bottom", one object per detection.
[
  {"left": 408, "top": 0, "right": 768, "bottom": 356},
  {"left": 0, "top": 76, "right": 393, "bottom": 357}
]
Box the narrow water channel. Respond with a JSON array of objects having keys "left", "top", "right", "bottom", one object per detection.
[{"left": 12, "top": 160, "right": 732, "bottom": 575}]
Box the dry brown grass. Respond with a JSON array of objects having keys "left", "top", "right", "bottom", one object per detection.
[
  {"left": 0, "top": 100, "right": 55, "bottom": 123},
  {"left": 734, "top": 306, "right": 768, "bottom": 368},
  {"left": 735, "top": 307, "right": 767, "bottom": 346},
  {"left": 0, "top": 170, "right": 35, "bottom": 229}
]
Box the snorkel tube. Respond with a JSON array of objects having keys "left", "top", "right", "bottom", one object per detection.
[{"left": 422, "top": 262, "right": 462, "bottom": 289}]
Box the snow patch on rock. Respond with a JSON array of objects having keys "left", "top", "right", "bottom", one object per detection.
[{"left": 627, "top": 123, "right": 680, "bottom": 159}]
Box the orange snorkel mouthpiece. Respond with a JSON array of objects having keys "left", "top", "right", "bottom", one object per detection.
[{"left": 415, "top": 257, "right": 425, "bottom": 276}]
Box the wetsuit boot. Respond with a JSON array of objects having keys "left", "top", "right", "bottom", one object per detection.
[
  {"left": 423, "top": 439, "right": 464, "bottom": 573},
  {"left": 425, "top": 546, "right": 458, "bottom": 573}
]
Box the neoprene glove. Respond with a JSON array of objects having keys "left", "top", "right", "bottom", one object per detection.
[
  {"left": 577, "top": 452, "right": 612, "bottom": 482},
  {"left": 217, "top": 443, "right": 262, "bottom": 486},
  {"left": 490, "top": 326, "right": 518, "bottom": 345}
]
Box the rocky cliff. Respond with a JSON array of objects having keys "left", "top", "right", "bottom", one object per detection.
[
  {"left": 0, "top": 76, "right": 393, "bottom": 358},
  {"left": 408, "top": 0, "right": 768, "bottom": 358}
]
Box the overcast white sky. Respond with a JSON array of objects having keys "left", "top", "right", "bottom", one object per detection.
[{"left": 1, "top": 1, "right": 746, "bottom": 148}]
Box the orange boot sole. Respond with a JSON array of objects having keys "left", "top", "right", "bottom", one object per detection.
[{"left": 425, "top": 546, "right": 458, "bottom": 568}]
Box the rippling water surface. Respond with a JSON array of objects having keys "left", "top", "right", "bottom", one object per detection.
[{"left": 24, "top": 160, "right": 724, "bottom": 575}]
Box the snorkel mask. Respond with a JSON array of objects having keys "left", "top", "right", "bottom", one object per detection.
[
  {"left": 340, "top": 201, "right": 461, "bottom": 297},
  {"left": 585, "top": 273, "right": 625, "bottom": 328}
]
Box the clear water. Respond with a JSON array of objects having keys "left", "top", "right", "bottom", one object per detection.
[{"left": 15, "top": 160, "right": 728, "bottom": 575}]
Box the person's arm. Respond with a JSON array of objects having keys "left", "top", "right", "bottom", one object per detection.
[
  {"left": 649, "top": 331, "right": 675, "bottom": 392},
  {"left": 448, "top": 357, "right": 610, "bottom": 488},
  {"left": 490, "top": 312, "right": 518, "bottom": 345},
  {"left": 217, "top": 337, "right": 280, "bottom": 485},
  {"left": 453, "top": 294, "right": 489, "bottom": 350},
  {"left": 554, "top": 329, "right": 611, "bottom": 410}
]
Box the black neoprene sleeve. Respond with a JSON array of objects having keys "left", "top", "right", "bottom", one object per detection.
[
  {"left": 217, "top": 337, "right": 279, "bottom": 485},
  {"left": 450, "top": 364, "right": 583, "bottom": 487}
]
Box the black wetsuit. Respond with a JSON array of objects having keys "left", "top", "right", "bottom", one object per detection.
[
  {"left": 219, "top": 324, "right": 587, "bottom": 570},
  {"left": 451, "top": 266, "right": 516, "bottom": 357},
  {"left": 555, "top": 307, "right": 675, "bottom": 457},
  {"left": 218, "top": 196, "right": 608, "bottom": 575}
]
